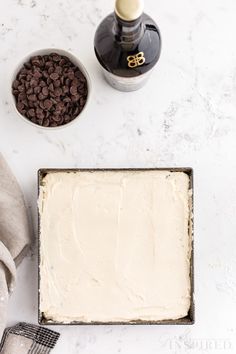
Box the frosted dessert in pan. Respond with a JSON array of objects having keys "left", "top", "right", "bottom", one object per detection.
[{"left": 38, "top": 170, "right": 192, "bottom": 323}]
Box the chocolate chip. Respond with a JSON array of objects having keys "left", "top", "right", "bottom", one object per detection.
[
  {"left": 38, "top": 93, "right": 45, "bottom": 100},
  {"left": 48, "top": 83, "right": 54, "bottom": 91},
  {"left": 72, "top": 78, "right": 79, "bottom": 86},
  {"left": 70, "top": 86, "right": 77, "bottom": 96},
  {"left": 52, "top": 114, "right": 62, "bottom": 122},
  {"left": 21, "top": 99, "right": 28, "bottom": 106},
  {"left": 43, "top": 118, "right": 50, "bottom": 127},
  {"left": 12, "top": 80, "right": 20, "bottom": 89},
  {"left": 16, "top": 102, "right": 25, "bottom": 112},
  {"left": 31, "top": 56, "right": 41, "bottom": 67},
  {"left": 28, "top": 108, "right": 35, "bottom": 117},
  {"left": 62, "top": 86, "right": 69, "bottom": 94},
  {"left": 37, "top": 119, "right": 44, "bottom": 126},
  {"left": 34, "top": 86, "right": 41, "bottom": 94},
  {"left": 24, "top": 62, "right": 31, "bottom": 69},
  {"left": 67, "top": 71, "right": 75, "bottom": 80},
  {"left": 46, "top": 77, "right": 52, "bottom": 85},
  {"left": 42, "top": 87, "right": 49, "bottom": 96},
  {"left": 39, "top": 80, "right": 46, "bottom": 87},
  {"left": 55, "top": 66, "right": 62, "bottom": 74},
  {"left": 59, "top": 59, "right": 66, "bottom": 66},
  {"left": 55, "top": 102, "right": 64, "bottom": 112},
  {"left": 44, "top": 99, "right": 53, "bottom": 110},
  {"left": 80, "top": 97, "right": 86, "bottom": 106},
  {"left": 48, "top": 66, "right": 54, "bottom": 75},
  {"left": 54, "top": 80, "right": 61, "bottom": 88},
  {"left": 28, "top": 94, "right": 37, "bottom": 102},
  {"left": 50, "top": 122, "right": 58, "bottom": 127},
  {"left": 52, "top": 54, "right": 60, "bottom": 62},
  {"left": 50, "top": 98, "right": 57, "bottom": 105},
  {"left": 45, "top": 61, "right": 53, "bottom": 68},
  {"left": 36, "top": 108, "right": 43, "bottom": 116},
  {"left": 39, "top": 101, "right": 45, "bottom": 110},
  {"left": 30, "top": 79, "right": 38, "bottom": 88},
  {"left": 31, "top": 117, "right": 37, "bottom": 124},
  {"left": 73, "top": 107, "right": 79, "bottom": 116},
  {"left": 64, "top": 114, "right": 71, "bottom": 122},
  {"left": 54, "top": 87, "right": 62, "bottom": 96},
  {"left": 71, "top": 94, "right": 80, "bottom": 102},
  {"left": 18, "top": 92, "right": 27, "bottom": 101},
  {"left": 18, "top": 85, "right": 25, "bottom": 92},
  {"left": 50, "top": 72, "right": 59, "bottom": 81},
  {"left": 33, "top": 70, "right": 42, "bottom": 79},
  {"left": 75, "top": 70, "right": 83, "bottom": 79},
  {"left": 43, "top": 71, "right": 49, "bottom": 79},
  {"left": 26, "top": 88, "right": 33, "bottom": 95},
  {"left": 63, "top": 96, "right": 71, "bottom": 103}
]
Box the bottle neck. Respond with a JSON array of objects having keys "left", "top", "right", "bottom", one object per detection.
[{"left": 114, "top": 13, "right": 143, "bottom": 42}]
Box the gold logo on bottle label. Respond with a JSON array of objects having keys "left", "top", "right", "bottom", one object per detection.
[{"left": 127, "top": 52, "right": 145, "bottom": 68}]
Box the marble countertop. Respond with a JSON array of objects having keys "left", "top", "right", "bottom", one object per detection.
[{"left": 1, "top": 0, "right": 236, "bottom": 353}]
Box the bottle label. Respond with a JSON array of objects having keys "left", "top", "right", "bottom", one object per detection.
[
  {"left": 102, "top": 67, "right": 152, "bottom": 92},
  {"left": 127, "top": 52, "right": 146, "bottom": 68}
]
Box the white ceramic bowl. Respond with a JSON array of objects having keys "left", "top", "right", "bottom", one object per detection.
[{"left": 11, "top": 48, "right": 91, "bottom": 130}]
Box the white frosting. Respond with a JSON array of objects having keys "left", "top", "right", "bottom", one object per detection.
[{"left": 39, "top": 170, "right": 192, "bottom": 323}]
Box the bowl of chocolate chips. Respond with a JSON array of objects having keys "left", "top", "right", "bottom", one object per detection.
[{"left": 11, "top": 49, "right": 91, "bottom": 128}]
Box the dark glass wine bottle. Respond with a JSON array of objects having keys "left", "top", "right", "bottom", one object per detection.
[{"left": 94, "top": 0, "right": 161, "bottom": 91}]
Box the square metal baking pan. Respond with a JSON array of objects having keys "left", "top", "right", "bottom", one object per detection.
[{"left": 38, "top": 168, "right": 194, "bottom": 325}]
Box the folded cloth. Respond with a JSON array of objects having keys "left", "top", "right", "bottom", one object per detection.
[
  {"left": 0, "top": 322, "right": 60, "bottom": 353},
  {"left": 0, "top": 154, "right": 31, "bottom": 339},
  {"left": 0, "top": 154, "right": 31, "bottom": 266}
]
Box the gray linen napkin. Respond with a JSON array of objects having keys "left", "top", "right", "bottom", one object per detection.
[
  {"left": 0, "top": 154, "right": 60, "bottom": 352},
  {"left": 0, "top": 154, "right": 31, "bottom": 338}
]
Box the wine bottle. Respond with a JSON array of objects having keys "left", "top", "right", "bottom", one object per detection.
[{"left": 94, "top": 0, "right": 161, "bottom": 92}]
